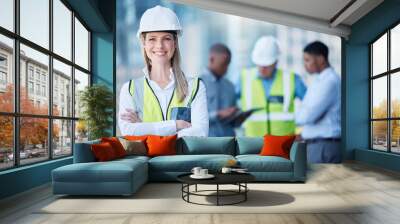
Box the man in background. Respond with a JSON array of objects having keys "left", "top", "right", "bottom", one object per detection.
[
  {"left": 296, "top": 41, "right": 341, "bottom": 163},
  {"left": 201, "top": 43, "right": 238, "bottom": 137},
  {"left": 240, "top": 36, "right": 307, "bottom": 137}
]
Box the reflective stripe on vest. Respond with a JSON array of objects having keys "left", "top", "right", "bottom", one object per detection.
[
  {"left": 128, "top": 77, "right": 200, "bottom": 122},
  {"left": 240, "top": 68, "right": 295, "bottom": 136}
]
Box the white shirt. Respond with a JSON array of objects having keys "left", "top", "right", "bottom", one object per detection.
[
  {"left": 295, "top": 67, "right": 341, "bottom": 139},
  {"left": 118, "top": 68, "right": 209, "bottom": 137}
]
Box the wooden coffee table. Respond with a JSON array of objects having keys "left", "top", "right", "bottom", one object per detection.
[{"left": 177, "top": 172, "right": 255, "bottom": 206}]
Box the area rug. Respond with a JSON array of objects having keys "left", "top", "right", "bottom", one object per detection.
[{"left": 37, "top": 183, "right": 362, "bottom": 214}]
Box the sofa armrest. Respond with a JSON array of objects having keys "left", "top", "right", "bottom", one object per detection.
[
  {"left": 73, "top": 140, "right": 100, "bottom": 163},
  {"left": 289, "top": 141, "right": 307, "bottom": 182}
]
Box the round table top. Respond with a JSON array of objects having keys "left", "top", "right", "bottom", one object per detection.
[{"left": 177, "top": 172, "right": 255, "bottom": 185}]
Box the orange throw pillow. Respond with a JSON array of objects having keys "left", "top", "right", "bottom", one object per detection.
[
  {"left": 146, "top": 135, "right": 177, "bottom": 157},
  {"left": 101, "top": 137, "right": 127, "bottom": 158},
  {"left": 91, "top": 142, "right": 117, "bottom": 162},
  {"left": 260, "top": 135, "right": 296, "bottom": 159}
]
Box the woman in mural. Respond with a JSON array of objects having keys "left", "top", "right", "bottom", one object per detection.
[{"left": 118, "top": 5, "right": 209, "bottom": 137}]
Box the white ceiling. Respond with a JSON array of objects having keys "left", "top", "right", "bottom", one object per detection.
[
  {"left": 169, "top": 0, "right": 384, "bottom": 38},
  {"left": 226, "top": 0, "right": 352, "bottom": 23}
]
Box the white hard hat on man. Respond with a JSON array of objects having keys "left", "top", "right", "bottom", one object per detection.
[
  {"left": 137, "top": 5, "right": 182, "bottom": 38},
  {"left": 251, "top": 36, "right": 280, "bottom": 66}
]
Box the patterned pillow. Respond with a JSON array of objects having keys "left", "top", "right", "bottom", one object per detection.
[{"left": 119, "top": 138, "right": 147, "bottom": 156}]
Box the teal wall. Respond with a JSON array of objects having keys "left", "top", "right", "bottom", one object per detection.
[
  {"left": 0, "top": 158, "right": 72, "bottom": 199},
  {"left": 355, "top": 149, "right": 400, "bottom": 172},
  {"left": 345, "top": 0, "right": 400, "bottom": 171},
  {"left": 92, "top": 32, "right": 115, "bottom": 135},
  {"left": 0, "top": 0, "right": 115, "bottom": 200}
]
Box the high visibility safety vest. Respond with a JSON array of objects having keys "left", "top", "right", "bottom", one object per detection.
[
  {"left": 240, "top": 68, "right": 296, "bottom": 137},
  {"left": 128, "top": 76, "right": 200, "bottom": 122}
]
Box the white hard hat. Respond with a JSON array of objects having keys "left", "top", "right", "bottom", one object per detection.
[
  {"left": 137, "top": 5, "right": 182, "bottom": 38},
  {"left": 251, "top": 36, "right": 280, "bottom": 66}
]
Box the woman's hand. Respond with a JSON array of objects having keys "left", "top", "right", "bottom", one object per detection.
[
  {"left": 176, "top": 120, "right": 191, "bottom": 131},
  {"left": 121, "top": 109, "right": 142, "bottom": 123}
]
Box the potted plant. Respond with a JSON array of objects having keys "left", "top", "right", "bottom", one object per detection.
[{"left": 79, "top": 84, "right": 114, "bottom": 140}]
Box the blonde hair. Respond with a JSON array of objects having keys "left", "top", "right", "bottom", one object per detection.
[{"left": 140, "top": 32, "right": 188, "bottom": 102}]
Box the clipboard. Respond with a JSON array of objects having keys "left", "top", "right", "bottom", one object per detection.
[
  {"left": 223, "top": 107, "right": 264, "bottom": 126},
  {"left": 170, "top": 107, "right": 191, "bottom": 122}
]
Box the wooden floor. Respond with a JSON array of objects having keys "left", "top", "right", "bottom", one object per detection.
[{"left": 1, "top": 162, "right": 400, "bottom": 224}]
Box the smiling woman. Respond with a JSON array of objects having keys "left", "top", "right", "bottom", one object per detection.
[{"left": 118, "top": 5, "right": 209, "bottom": 138}]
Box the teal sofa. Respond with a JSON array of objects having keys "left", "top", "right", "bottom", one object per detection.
[{"left": 52, "top": 137, "right": 307, "bottom": 196}]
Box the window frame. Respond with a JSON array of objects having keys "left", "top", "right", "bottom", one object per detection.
[
  {"left": 370, "top": 20, "right": 400, "bottom": 154},
  {"left": 0, "top": 0, "right": 92, "bottom": 171}
]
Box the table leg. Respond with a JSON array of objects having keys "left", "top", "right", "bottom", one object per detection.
[
  {"left": 217, "top": 184, "right": 219, "bottom": 206},
  {"left": 195, "top": 184, "right": 197, "bottom": 192},
  {"left": 245, "top": 183, "right": 247, "bottom": 201},
  {"left": 187, "top": 184, "right": 190, "bottom": 202},
  {"left": 181, "top": 184, "right": 183, "bottom": 199}
]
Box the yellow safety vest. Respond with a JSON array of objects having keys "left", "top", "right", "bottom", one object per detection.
[
  {"left": 240, "top": 68, "right": 296, "bottom": 136},
  {"left": 128, "top": 77, "right": 200, "bottom": 122}
]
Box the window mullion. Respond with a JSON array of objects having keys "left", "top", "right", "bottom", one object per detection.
[
  {"left": 48, "top": 0, "right": 54, "bottom": 160},
  {"left": 388, "top": 30, "right": 391, "bottom": 152},
  {"left": 370, "top": 45, "right": 373, "bottom": 149},
  {"left": 71, "top": 10, "right": 76, "bottom": 155},
  {"left": 13, "top": 0, "right": 21, "bottom": 167}
]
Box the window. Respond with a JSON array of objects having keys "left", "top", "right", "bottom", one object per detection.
[
  {"left": 0, "top": 54, "right": 7, "bottom": 88},
  {"left": 0, "top": 35, "right": 13, "bottom": 113},
  {"left": 0, "top": 116, "right": 13, "bottom": 170},
  {"left": 35, "top": 70, "right": 40, "bottom": 81},
  {"left": 0, "top": 0, "right": 14, "bottom": 32},
  {"left": 370, "top": 23, "right": 400, "bottom": 154},
  {"left": 28, "top": 81, "right": 34, "bottom": 93},
  {"left": 42, "top": 85, "right": 46, "bottom": 97},
  {"left": 53, "top": 0, "right": 72, "bottom": 60},
  {"left": 74, "top": 17, "right": 89, "bottom": 70},
  {"left": 20, "top": 0, "right": 49, "bottom": 49},
  {"left": 20, "top": 117, "right": 49, "bottom": 165},
  {"left": 0, "top": 55, "right": 7, "bottom": 67},
  {"left": 53, "top": 59, "right": 72, "bottom": 117},
  {"left": 28, "top": 67, "right": 34, "bottom": 80},
  {"left": 0, "top": 0, "right": 91, "bottom": 170},
  {"left": 74, "top": 69, "right": 89, "bottom": 119},
  {"left": 0, "top": 71, "right": 6, "bottom": 85},
  {"left": 36, "top": 83, "right": 40, "bottom": 95},
  {"left": 53, "top": 119, "right": 72, "bottom": 158}
]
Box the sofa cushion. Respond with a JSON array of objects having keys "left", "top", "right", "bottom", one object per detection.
[
  {"left": 114, "top": 155, "right": 150, "bottom": 163},
  {"left": 236, "top": 155, "right": 293, "bottom": 172},
  {"left": 53, "top": 158, "right": 147, "bottom": 183},
  {"left": 178, "top": 137, "right": 235, "bottom": 155},
  {"left": 236, "top": 137, "right": 263, "bottom": 155},
  {"left": 148, "top": 154, "right": 235, "bottom": 172},
  {"left": 73, "top": 139, "right": 100, "bottom": 163}
]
